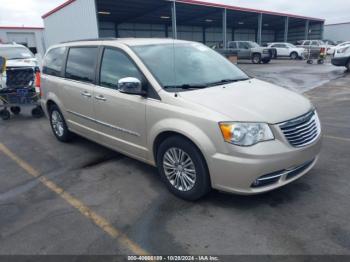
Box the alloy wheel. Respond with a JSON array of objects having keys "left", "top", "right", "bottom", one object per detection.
[
  {"left": 51, "top": 110, "right": 65, "bottom": 137},
  {"left": 163, "top": 147, "right": 197, "bottom": 192}
]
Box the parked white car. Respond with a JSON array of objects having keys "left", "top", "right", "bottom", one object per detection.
[
  {"left": 328, "top": 41, "right": 350, "bottom": 56},
  {"left": 267, "top": 43, "right": 305, "bottom": 59},
  {"left": 297, "top": 40, "right": 334, "bottom": 55},
  {"left": 331, "top": 45, "right": 350, "bottom": 70}
]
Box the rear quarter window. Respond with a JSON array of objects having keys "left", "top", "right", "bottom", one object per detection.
[{"left": 43, "top": 47, "right": 66, "bottom": 77}]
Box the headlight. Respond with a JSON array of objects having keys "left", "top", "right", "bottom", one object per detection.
[{"left": 219, "top": 122, "right": 274, "bottom": 146}]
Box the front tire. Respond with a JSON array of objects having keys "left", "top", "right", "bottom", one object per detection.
[
  {"left": 156, "top": 136, "right": 211, "bottom": 201},
  {"left": 49, "top": 104, "right": 73, "bottom": 142},
  {"left": 0, "top": 109, "right": 11, "bottom": 121},
  {"left": 290, "top": 52, "right": 298, "bottom": 60}
]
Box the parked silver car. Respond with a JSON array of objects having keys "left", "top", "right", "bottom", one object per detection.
[{"left": 41, "top": 39, "right": 322, "bottom": 200}]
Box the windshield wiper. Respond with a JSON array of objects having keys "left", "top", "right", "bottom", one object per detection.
[
  {"left": 164, "top": 84, "right": 208, "bottom": 90},
  {"left": 206, "top": 78, "right": 250, "bottom": 87}
]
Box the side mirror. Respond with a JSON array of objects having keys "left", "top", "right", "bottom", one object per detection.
[
  {"left": 118, "top": 77, "right": 146, "bottom": 96},
  {"left": 0, "top": 56, "right": 6, "bottom": 74}
]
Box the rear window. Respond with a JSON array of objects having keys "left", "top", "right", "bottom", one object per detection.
[
  {"left": 43, "top": 47, "right": 66, "bottom": 77},
  {"left": 65, "top": 47, "right": 98, "bottom": 83}
]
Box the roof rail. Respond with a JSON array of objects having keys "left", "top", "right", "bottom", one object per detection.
[{"left": 60, "top": 37, "right": 119, "bottom": 44}]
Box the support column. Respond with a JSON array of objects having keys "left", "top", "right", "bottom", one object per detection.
[
  {"left": 202, "top": 27, "right": 206, "bottom": 44},
  {"left": 257, "top": 13, "right": 263, "bottom": 45},
  {"left": 320, "top": 22, "right": 324, "bottom": 40},
  {"left": 222, "top": 9, "right": 227, "bottom": 49},
  {"left": 165, "top": 24, "right": 169, "bottom": 38},
  {"left": 115, "top": 23, "right": 119, "bottom": 38},
  {"left": 305, "top": 20, "right": 310, "bottom": 40},
  {"left": 171, "top": 1, "right": 177, "bottom": 39},
  {"left": 284, "top": 17, "right": 289, "bottom": 42}
]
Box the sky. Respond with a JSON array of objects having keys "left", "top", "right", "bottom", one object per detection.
[{"left": 0, "top": 0, "right": 349, "bottom": 27}]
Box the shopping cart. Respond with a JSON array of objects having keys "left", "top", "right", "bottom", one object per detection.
[
  {"left": 306, "top": 47, "right": 326, "bottom": 65},
  {"left": 0, "top": 69, "right": 43, "bottom": 121}
]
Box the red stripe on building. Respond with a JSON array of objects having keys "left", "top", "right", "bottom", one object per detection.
[{"left": 42, "top": 0, "right": 76, "bottom": 19}]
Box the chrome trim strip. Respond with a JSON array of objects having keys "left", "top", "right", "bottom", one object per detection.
[
  {"left": 257, "top": 159, "right": 315, "bottom": 182},
  {"left": 66, "top": 110, "right": 140, "bottom": 137}
]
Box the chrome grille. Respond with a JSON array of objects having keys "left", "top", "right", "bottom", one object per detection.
[{"left": 280, "top": 111, "right": 321, "bottom": 147}]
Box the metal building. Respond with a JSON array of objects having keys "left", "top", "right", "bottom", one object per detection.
[
  {"left": 324, "top": 22, "right": 350, "bottom": 42},
  {"left": 0, "top": 26, "right": 46, "bottom": 56},
  {"left": 42, "top": 0, "right": 325, "bottom": 49}
]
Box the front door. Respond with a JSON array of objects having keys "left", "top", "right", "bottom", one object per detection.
[
  {"left": 93, "top": 47, "right": 148, "bottom": 161},
  {"left": 238, "top": 42, "right": 251, "bottom": 59}
]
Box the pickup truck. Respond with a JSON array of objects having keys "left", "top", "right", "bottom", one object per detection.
[{"left": 220, "top": 41, "right": 276, "bottom": 64}]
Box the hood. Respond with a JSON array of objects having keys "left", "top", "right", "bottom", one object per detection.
[
  {"left": 6, "top": 58, "right": 38, "bottom": 68},
  {"left": 179, "top": 78, "right": 312, "bottom": 124}
]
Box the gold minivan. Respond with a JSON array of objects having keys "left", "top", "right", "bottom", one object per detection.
[{"left": 41, "top": 39, "right": 322, "bottom": 200}]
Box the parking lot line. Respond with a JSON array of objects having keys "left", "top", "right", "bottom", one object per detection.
[
  {"left": 0, "top": 143, "right": 149, "bottom": 256},
  {"left": 324, "top": 135, "right": 350, "bottom": 143}
]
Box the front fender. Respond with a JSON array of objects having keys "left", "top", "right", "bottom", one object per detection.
[{"left": 148, "top": 118, "right": 217, "bottom": 165}]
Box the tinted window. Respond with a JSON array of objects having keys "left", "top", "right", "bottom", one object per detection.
[
  {"left": 304, "top": 41, "right": 311, "bottom": 45},
  {"left": 239, "top": 42, "right": 250, "bottom": 49},
  {"left": 43, "top": 47, "right": 66, "bottom": 77},
  {"left": 311, "top": 41, "right": 319, "bottom": 46},
  {"left": 65, "top": 47, "right": 98, "bottom": 83},
  {"left": 228, "top": 42, "right": 237, "bottom": 48},
  {"left": 100, "top": 48, "right": 143, "bottom": 89}
]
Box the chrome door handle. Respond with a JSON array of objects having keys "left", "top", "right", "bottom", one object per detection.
[
  {"left": 81, "top": 91, "right": 92, "bottom": 98},
  {"left": 95, "top": 95, "right": 107, "bottom": 101}
]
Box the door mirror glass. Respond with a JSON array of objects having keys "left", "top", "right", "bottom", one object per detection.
[
  {"left": 0, "top": 56, "right": 6, "bottom": 74},
  {"left": 118, "top": 77, "right": 145, "bottom": 96}
]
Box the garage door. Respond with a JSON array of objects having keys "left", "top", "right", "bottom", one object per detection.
[{"left": 7, "top": 32, "right": 36, "bottom": 48}]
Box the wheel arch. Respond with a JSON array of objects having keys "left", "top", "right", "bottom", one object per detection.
[{"left": 150, "top": 122, "right": 217, "bottom": 168}]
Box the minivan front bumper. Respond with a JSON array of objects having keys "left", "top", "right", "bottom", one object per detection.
[{"left": 208, "top": 131, "right": 322, "bottom": 195}]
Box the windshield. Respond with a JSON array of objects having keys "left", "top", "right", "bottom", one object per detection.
[
  {"left": 0, "top": 47, "right": 34, "bottom": 60},
  {"left": 132, "top": 42, "right": 249, "bottom": 91}
]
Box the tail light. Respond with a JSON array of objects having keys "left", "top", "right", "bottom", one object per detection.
[
  {"left": 35, "top": 70, "right": 41, "bottom": 97},
  {"left": 320, "top": 47, "right": 326, "bottom": 55}
]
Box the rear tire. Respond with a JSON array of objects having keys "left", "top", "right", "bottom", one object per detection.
[
  {"left": 31, "top": 106, "right": 44, "bottom": 118},
  {"left": 252, "top": 53, "right": 262, "bottom": 64},
  {"left": 49, "top": 104, "right": 73, "bottom": 142},
  {"left": 156, "top": 136, "right": 211, "bottom": 201},
  {"left": 10, "top": 106, "right": 21, "bottom": 115},
  {"left": 346, "top": 60, "right": 350, "bottom": 71}
]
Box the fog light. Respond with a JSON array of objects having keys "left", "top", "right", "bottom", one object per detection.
[{"left": 252, "top": 180, "right": 260, "bottom": 187}]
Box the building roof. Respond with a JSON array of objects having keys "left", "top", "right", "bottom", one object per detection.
[
  {"left": 0, "top": 26, "right": 44, "bottom": 30},
  {"left": 42, "top": 0, "right": 324, "bottom": 22},
  {"left": 325, "top": 22, "right": 350, "bottom": 26}
]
